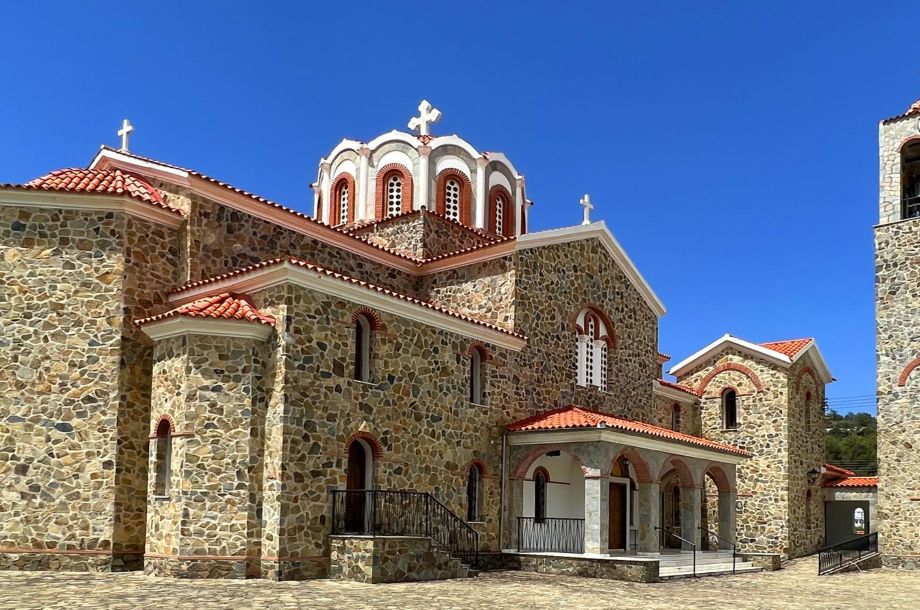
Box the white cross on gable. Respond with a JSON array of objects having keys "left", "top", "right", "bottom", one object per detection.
[
  {"left": 580, "top": 193, "right": 594, "bottom": 225},
  {"left": 117, "top": 119, "right": 134, "bottom": 152},
  {"left": 407, "top": 100, "right": 442, "bottom": 136}
]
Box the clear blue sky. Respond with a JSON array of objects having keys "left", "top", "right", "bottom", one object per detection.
[{"left": 3, "top": 1, "right": 917, "bottom": 414}]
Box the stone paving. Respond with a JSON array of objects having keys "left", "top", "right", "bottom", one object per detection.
[{"left": 1, "top": 557, "right": 919, "bottom": 609}]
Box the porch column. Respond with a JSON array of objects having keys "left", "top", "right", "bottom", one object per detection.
[
  {"left": 584, "top": 475, "right": 609, "bottom": 554},
  {"left": 508, "top": 478, "right": 525, "bottom": 550},
  {"left": 681, "top": 486, "right": 702, "bottom": 550},
  {"left": 638, "top": 481, "right": 660, "bottom": 552},
  {"left": 718, "top": 489, "right": 737, "bottom": 548}
]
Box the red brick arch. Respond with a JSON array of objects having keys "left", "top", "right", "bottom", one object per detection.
[
  {"left": 351, "top": 307, "right": 384, "bottom": 330},
  {"left": 660, "top": 457, "right": 697, "bottom": 488},
  {"left": 898, "top": 135, "right": 920, "bottom": 152},
  {"left": 331, "top": 173, "right": 356, "bottom": 226},
  {"left": 696, "top": 362, "right": 764, "bottom": 395},
  {"left": 705, "top": 464, "right": 734, "bottom": 492},
  {"left": 466, "top": 341, "right": 492, "bottom": 362},
  {"left": 374, "top": 163, "right": 414, "bottom": 219},
  {"left": 796, "top": 366, "right": 819, "bottom": 392},
  {"left": 512, "top": 445, "right": 591, "bottom": 479},
  {"left": 487, "top": 185, "right": 514, "bottom": 238},
  {"left": 464, "top": 458, "right": 490, "bottom": 478},
  {"left": 149, "top": 414, "right": 177, "bottom": 438},
  {"left": 898, "top": 355, "right": 920, "bottom": 386},
  {"left": 435, "top": 168, "right": 473, "bottom": 225},
  {"left": 572, "top": 305, "right": 617, "bottom": 348},
  {"left": 611, "top": 448, "right": 653, "bottom": 483},
  {"left": 344, "top": 431, "right": 384, "bottom": 459}
]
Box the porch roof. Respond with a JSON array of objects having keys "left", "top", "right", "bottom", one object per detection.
[{"left": 506, "top": 405, "right": 751, "bottom": 458}]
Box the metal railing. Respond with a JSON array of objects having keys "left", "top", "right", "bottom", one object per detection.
[
  {"left": 517, "top": 517, "right": 585, "bottom": 554},
  {"left": 817, "top": 531, "right": 878, "bottom": 575},
  {"left": 330, "top": 489, "right": 479, "bottom": 568},
  {"left": 904, "top": 195, "right": 920, "bottom": 219},
  {"left": 656, "top": 525, "right": 697, "bottom": 577},
  {"left": 699, "top": 526, "right": 736, "bottom": 574}
]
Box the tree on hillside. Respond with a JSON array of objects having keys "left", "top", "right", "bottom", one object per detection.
[{"left": 825, "top": 409, "right": 877, "bottom": 476}]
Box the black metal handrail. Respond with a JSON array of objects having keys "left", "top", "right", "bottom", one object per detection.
[
  {"left": 699, "top": 526, "right": 736, "bottom": 574},
  {"left": 330, "top": 489, "right": 479, "bottom": 568},
  {"left": 656, "top": 525, "right": 696, "bottom": 577},
  {"left": 517, "top": 517, "right": 585, "bottom": 554},
  {"left": 903, "top": 194, "right": 920, "bottom": 219},
  {"left": 817, "top": 531, "right": 878, "bottom": 575}
]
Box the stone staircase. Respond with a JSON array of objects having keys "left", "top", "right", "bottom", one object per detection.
[
  {"left": 657, "top": 551, "right": 762, "bottom": 579},
  {"left": 329, "top": 535, "right": 475, "bottom": 583}
]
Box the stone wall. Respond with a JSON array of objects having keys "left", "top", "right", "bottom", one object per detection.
[
  {"left": 651, "top": 394, "right": 701, "bottom": 436},
  {"left": 676, "top": 348, "right": 794, "bottom": 556},
  {"left": 419, "top": 256, "right": 515, "bottom": 328},
  {"left": 875, "top": 214, "right": 920, "bottom": 567},
  {"left": 878, "top": 114, "right": 918, "bottom": 224},
  {"left": 0, "top": 207, "right": 127, "bottom": 571},
  {"left": 328, "top": 536, "right": 470, "bottom": 583},
  {"left": 352, "top": 210, "right": 489, "bottom": 260},
  {"left": 144, "top": 333, "right": 268, "bottom": 578}
]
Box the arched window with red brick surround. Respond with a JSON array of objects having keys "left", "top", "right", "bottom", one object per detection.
[
  {"left": 435, "top": 168, "right": 472, "bottom": 225},
  {"left": 488, "top": 185, "right": 514, "bottom": 237},
  {"left": 374, "top": 164, "right": 413, "bottom": 219},
  {"left": 331, "top": 173, "right": 356, "bottom": 226},
  {"left": 575, "top": 307, "right": 615, "bottom": 390}
]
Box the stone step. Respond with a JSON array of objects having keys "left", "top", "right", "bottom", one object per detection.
[
  {"left": 657, "top": 554, "right": 739, "bottom": 567},
  {"left": 659, "top": 562, "right": 761, "bottom": 579}
]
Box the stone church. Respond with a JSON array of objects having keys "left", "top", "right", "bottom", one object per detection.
[{"left": 0, "top": 102, "right": 844, "bottom": 581}]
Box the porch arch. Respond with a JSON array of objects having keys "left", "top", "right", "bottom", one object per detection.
[
  {"left": 659, "top": 457, "right": 697, "bottom": 489},
  {"left": 611, "top": 447, "right": 653, "bottom": 483},
  {"left": 512, "top": 445, "right": 591, "bottom": 479}
]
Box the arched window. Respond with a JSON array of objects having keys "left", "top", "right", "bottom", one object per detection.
[
  {"left": 575, "top": 308, "right": 612, "bottom": 390},
  {"left": 444, "top": 179, "right": 461, "bottom": 221},
  {"left": 470, "top": 348, "right": 484, "bottom": 405},
  {"left": 805, "top": 391, "right": 813, "bottom": 431},
  {"left": 722, "top": 389, "right": 738, "bottom": 430},
  {"left": 533, "top": 467, "right": 549, "bottom": 523},
  {"left": 671, "top": 403, "right": 681, "bottom": 432},
  {"left": 488, "top": 185, "right": 514, "bottom": 238},
  {"left": 153, "top": 419, "right": 172, "bottom": 496},
  {"left": 332, "top": 176, "right": 354, "bottom": 226},
  {"left": 354, "top": 314, "right": 371, "bottom": 382},
  {"left": 386, "top": 173, "right": 403, "bottom": 217},
  {"left": 467, "top": 463, "right": 483, "bottom": 522},
  {"left": 853, "top": 507, "right": 866, "bottom": 535},
  {"left": 902, "top": 140, "right": 920, "bottom": 219}
]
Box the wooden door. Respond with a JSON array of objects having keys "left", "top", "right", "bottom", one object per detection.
[
  {"left": 345, "top": 441, "right": 367, "bottom": 532},
  {"left": 608, "top": 482, "right": 627, "bottom": 550}
]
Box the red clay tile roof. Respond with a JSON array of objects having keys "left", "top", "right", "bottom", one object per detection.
[
  {"left": 824, "top": 476, "right": 878, "bottom": 489},
  {"left": 881, "top": 99, "right": 920, "bottom": 124},
  {"left": 507, "top": 405, "right": 750, "bottom": 457},
  {"left": 657, "top": 378, "right": 701, "bottom": 398},
  {"left": 93, "top": 147, "right": 426, "bottom": 264},
  {"left": 136, "top": 292, "right": 275, "bottom": 327},
  {"left": 824, "top": 463, "right": 856, "bottom": 477},
  {"left": 0, "top": 168, "right": 179, "bottom": 213},
  {"left": 169, "top": 257, "right": 526, "bottom": 340},
  {"left": 760, "top": 338, "right": 813, "bottom": 359}
]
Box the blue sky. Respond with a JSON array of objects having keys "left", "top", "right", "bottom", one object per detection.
[{"left": 3, "top": 1, "right": 917, "bottom": 413}]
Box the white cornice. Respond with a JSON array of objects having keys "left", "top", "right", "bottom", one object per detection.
[
  {"left": 167, "top": 261, "right": 527, "bottom": 351},
  {"left": 507, "top": 428, "right": 746, "bottom": 464},
  {"left": 652, "top": 380, "right": 699, "bottom": 404},
  {"left": 515, "top": 222, "right": 666, "bottom": 317},
  {"left": 141, "top": 317, "right": 274, "bottom": 342},
  {"left": 668, "top": 334, "right": 833, "bottom": 384},
  {"left": 0, "top": 190, "right": 183, "bottom": 228}
]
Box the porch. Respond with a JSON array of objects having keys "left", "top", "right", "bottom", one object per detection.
[{"left": 504, "top": 406, "right": 749, "bottom": 563}]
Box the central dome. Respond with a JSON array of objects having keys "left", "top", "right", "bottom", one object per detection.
[{"left": 312, "top": 101, "right": 529, "bottom": 237}]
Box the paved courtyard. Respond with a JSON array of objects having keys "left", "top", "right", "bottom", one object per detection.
[{"left": 1, "top": 557, "right": 919, "bottom": 609}]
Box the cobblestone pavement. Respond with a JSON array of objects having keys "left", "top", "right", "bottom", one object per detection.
[{"left": 1, "top": 557, "right": 919, "bottom": 610}]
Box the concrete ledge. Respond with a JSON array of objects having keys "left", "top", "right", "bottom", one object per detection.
[{"left": 503, "top": 552, "right": 659, "bottom": 582}]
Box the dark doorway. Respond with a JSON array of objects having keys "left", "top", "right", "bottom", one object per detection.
[
  {"left": 608, "top": 482, "right": 627, "bottom": 550},
  {"left": 345, "top": 440, "right": 369, "bottom": 532},
  {"left": 825, "top": 500, "right": 871, "bottom": 546},
  {"left": 660, "top": 471, "right": 683, "bottom": 549}
]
